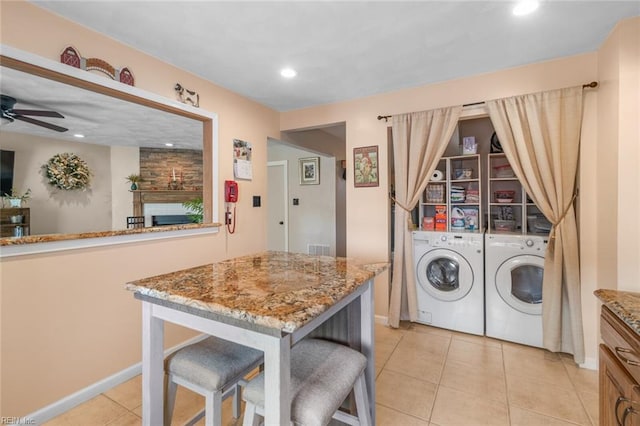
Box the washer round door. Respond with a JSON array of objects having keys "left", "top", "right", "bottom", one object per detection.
[
  {"left": 416, "top": 248, "right": 473, "bottom": 302},
  {"left": 495, "top": 255, "right": 544, "bottom": 315}
]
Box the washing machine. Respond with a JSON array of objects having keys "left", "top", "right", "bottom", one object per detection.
[
  {"left": 412, "top": 231, "right": 484, "bottom": 336},
  {"left": 485, "top": 233, "right": 548, "bottom": 347}
]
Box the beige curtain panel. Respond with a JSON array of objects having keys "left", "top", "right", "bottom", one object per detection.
[
  {"left": 486, "top": 86, "right": 585, "bottom": 363},
  {"left": 389, "top": 107, "right": 462, "bottom": 327}
]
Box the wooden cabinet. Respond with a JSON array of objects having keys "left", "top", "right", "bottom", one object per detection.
[
  {"left": 0, "top": 207, "right": 30, "bottom": 237},
  {"left": 600, "top": 305, "right": 640, "bottom": 425}
]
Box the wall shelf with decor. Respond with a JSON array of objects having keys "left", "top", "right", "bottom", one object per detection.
[
  {"left": 0, "top": 208, "right": 30, "bottom": 238},
  {"left": 418, "top": 154, "right": 482, "bottom": 232},
  {"left": 487, "top": 153, "right": 550, "bottom": 235}
]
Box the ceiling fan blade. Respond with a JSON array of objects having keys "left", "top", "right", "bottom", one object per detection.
[
  {"left": 13, "top": 114, "right": 68, "bottom": 132},
  {"left": 11, "top": 109, "right": 65, "bottom": 118}
]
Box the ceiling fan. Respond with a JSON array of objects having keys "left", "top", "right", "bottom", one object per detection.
[{"left": 1, "top": 94, "right": 68, "bottom": 132}]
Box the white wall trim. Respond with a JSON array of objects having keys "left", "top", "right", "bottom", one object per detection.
[
  {"left": 375, "top": 315, "right": 388, "bottom": 325},
  {"left": 579, "top": 356, "right": 598, "bottom": 371},
  {"left": 26, "top": 334, "right": 208, "bottom": 425}
]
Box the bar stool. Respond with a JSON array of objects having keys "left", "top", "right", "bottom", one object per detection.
[
  {"left": 242, "top": 338, "right": 371, "bottom": 426},
  {"left": 164, "top": 336, "right": 263, "bottom": 426}
]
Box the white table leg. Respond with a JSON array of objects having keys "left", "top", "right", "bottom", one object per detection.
[
  {"left": 263, "top": 334, "right": 291, "bottom": 426},
  {"left": 360, "top": 279, "right": 375, "bottom": 424},
  {"left": 142, "top": 301, "right": 164, "bottom": 426}
]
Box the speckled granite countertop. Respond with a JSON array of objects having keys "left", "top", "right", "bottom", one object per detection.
[
  {"left": 0, "top": 222, "right": 221, "bottom": 246},
  {"left": 594, "top": 289, "right": 640, "bottom": 335},
  {"left": 126, "top": 251, "right": 389, "bottom": 333}
]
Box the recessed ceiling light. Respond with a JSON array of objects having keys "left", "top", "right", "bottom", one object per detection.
[
  {"left": 165, "top": 143, "right": 174, "bottom": 147},
  {"left": 280, "top": 68, "right": 297, "bottom": 78},
  {"left": 73, "top": 133, "right": 85, "bottom": 138},
  {"left": 513, "top": 0, "right": 539, "bottom": 16}
]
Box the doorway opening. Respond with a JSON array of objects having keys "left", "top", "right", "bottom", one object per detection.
[{"left": 268, "top": 122, "right": 346, "bottom": 256}]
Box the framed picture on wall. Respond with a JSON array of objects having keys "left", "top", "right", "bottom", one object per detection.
[
  {"left": 299, "top": 157, "right": 320, "bottom": 185},
  {"left": 354, "top": 145, "right": 379, "bottom": 187}
]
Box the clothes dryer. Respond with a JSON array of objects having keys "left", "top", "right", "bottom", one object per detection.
[
  {"left": 412, "top": 231, "right": 484, "bottom": 335},
  {"left": 484, "top": 233, "right": 548, "bottom": 347}
]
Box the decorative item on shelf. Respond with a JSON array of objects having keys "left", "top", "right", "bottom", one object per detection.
[
  {"left": 430, "top": 169, "right": 444, "bottom": 181},
  {"left": 493, "top": 163, "right": 514, "bottom": 178},
  {"left": 495, "top": 190, "right": 515, "bottom": 203},
  {"left": 426, "top": 183, "right": 445, "bottom": 203},
  {"left": 175, "top": 83, "right": 200, "bottom": 107},
  {"left": 494, "top": 219, "right": 516, "bottom": 232},
  {"left": 10, "top": 215, "right": 23, "bottom": 224},
  {"left": 167, "top": 168, "right": 184, "bottom": 190},
  {"left": 453, "top": 168, "right": 473, "bottom": 180},
  {"left": 353, "top": 146, "right": 379, "bottom": 187},
  {"left": 450, "top": 185, "right": 466, "bottom": 203},
  {"left": 461, "top": 136, "right": 478, "bottom": 155},
  {"left": 60, "top": 46, "right": 134, "bottom": 86},
  {"left": 465, "top": 188, "right": 480, "bottom": 203},
  {"left": 490, "top": 132, "right": 503, "bottom": 153},
  {"left": 13, "top": 225, "right": 24, "bottom": 237},
  {"left": 422, "top": 216, "right": 435, "bottom": 231},
  {"left": 434, "top": 205, "right": 447, "bottom": 231},
  {"left": 462, "top": 207, "right": 479, "bottom": 231},
  {"left": 125, "top": 173, "right": 143, "bottom": 190},
  {"left": 451, "top": 207, "right": 466, "bottom": 230},
  {"left": 44, "top": 153, "right": 92, "bottom": 190},
  {"left": 3, "top": 188, "right": 31, "bottom": 207}
]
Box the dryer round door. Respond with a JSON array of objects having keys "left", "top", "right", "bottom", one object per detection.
[
  {"left": 416, "top": 248, "right": 473, "bottom": 302},
  {"left": 495, "top": 255, "right": 544, "bottom": 315}
]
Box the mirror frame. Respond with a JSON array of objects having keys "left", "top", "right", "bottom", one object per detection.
[{"left": 0, "top": 45, "right": 219, "bottom": 257}]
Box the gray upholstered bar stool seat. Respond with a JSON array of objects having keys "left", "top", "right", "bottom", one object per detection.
[
  {"left": 165, "top": 336, "right": 263, "bottom": 426},
  {"left": 242, "top": 338, "right": 371, "bottom": 426}
]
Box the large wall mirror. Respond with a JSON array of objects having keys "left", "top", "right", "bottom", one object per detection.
[{"left": 0, "top": 49, "right": 217, "bottom": 243}]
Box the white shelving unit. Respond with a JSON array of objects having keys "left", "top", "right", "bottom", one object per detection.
[
  {"left": 487, "top": 153, "right": 549, "bottom": 235},
  {"left": 418, "top": 154, "right": 482, "bottom": 233}
]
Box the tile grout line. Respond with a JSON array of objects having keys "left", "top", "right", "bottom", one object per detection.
[
  {"left": 561, "top": 358, "right": 598, "bottom": 426},
  {"left": 500, "top": 342, "right": 513, "bottom": 426},
  {"left": 426, "top": 331, "right": 453, "bottom": 424}
]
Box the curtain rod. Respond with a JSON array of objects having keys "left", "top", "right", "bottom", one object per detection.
[{"left": 377, "top": 81, "right": 599, "bottom": 121}]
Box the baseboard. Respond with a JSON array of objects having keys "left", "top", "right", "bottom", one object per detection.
[
  {"left": 579, "top": 356, "right": 598, "bottom": 371},
  {"left": 374, "top": 315, "right": 388, "bottom": 325},
  {"left": 27, "top": 334, "right": 208, "bottom": 425}
]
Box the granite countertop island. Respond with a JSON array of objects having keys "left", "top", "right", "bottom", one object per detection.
[
  {"left": 126, "top": 251, "right": 389, "bottom": 333},
  {"left": 594, "top": 289, "right": 640, "bottom": 335}
]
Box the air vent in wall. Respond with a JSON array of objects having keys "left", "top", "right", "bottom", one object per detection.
[{"left": 307, "top": 244, "right": 330, "bottom": 256}]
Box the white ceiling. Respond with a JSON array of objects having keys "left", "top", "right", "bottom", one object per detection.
[{"left": 30, "top": 0, "right": 639, "bottom": 112}]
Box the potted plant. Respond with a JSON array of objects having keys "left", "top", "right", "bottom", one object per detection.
[
  {"left": 183, "top": 197, "right": 203, "bottom": 223},
  {"left": 125, "top": 174, "right": 143, "bottom": 190},
  {"left": 3, "top": 188, "right": 31, "bottom": 208}
]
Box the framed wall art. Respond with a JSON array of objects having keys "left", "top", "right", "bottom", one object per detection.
[
  {"left": 353, "top": 145, "right": 379, "bottom": 187},
  {"left": 299, "top": 157, "right": 320, "bottom": 185}
]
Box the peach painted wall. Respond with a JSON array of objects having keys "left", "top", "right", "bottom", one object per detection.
[
  {"left": 1, "top": 1, "right": 279, "bottom": 417},
  {"left": 280, "top": 53, "right": 602, "bottom": 361},
  {"left": 612, "top": 18, "right": 640, "bottom": 291}
]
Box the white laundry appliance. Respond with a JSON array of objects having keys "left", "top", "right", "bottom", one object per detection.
[
  {"left": 412, "top": 231, "right": 484, "bottom": 335},
  {"left": 484, "top": 233, "right": 548, "bottom": 347}
]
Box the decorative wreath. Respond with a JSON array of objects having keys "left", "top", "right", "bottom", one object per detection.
[{"left": 44, "top": 152, "right": 92, "bottom": 190}]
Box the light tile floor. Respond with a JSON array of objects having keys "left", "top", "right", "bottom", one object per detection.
[{"left": 43, "top": 322, "right": 598, "bottom": 426}]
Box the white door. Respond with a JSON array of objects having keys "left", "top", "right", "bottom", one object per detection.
[{"left": 267, "top": 161, "right": 288, "bottom": 251}]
